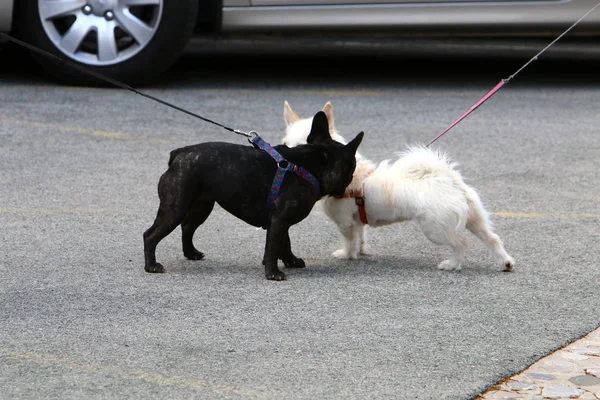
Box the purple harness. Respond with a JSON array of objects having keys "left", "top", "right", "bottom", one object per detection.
[{"left": 251, "top": 135, "right": 320, "bottom": 210}]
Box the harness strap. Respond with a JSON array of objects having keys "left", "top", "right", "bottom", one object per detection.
[
  {"left": 251, "top": 135, "right": 320, "bottom": 209},
  {"left": 335, "top": 189, "right": 369, "bottom": 225}
]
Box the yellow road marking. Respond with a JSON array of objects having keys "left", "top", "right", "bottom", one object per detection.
[
  {"left": 0, "top": 208, "right": 114, "bottom": 214},
  {"left": 0, "top": 207, "right": 237, "bottom": 217},
  {"left": 494, "top": 212, "right": 600, "bottom": 219},
  {"left": 3, "top": 350, "right": 261, "bottom": 398},
  {"left": 2, "top": 85, "right": 385, "bottom": 97},
  {"left": 67, "top": 87, "right": 384, "bottom": 97},
  {"left": 269, "top": 89, "right": 382, "bottom": 97},
  {"left": 0, "top": 116, "right": 173, "bottom": 144},
  {"left": 64, "top": 86, "right": 105, "bottom": 91},
  {"left": 1, "top": 208, "right": 597, "bottom": 219}
]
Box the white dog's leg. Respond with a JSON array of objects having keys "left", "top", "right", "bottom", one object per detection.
[
  {"left": 358, "top": 225, "right": 368, "bottom": 255},
  {"left": 420, "top": 221, "right": 467, "bottom": 271},
  {"left": 332, "top": 223, "right": 360, "bottom": 259},
  {"left": 436, "top": 232, "right": 467, "bottom": 271},
  {"left": 467, "top": 209, "right": 515, "bottom": 272},
  {"left": 463, "top": 186, "right": 515, "bottom": 271}
]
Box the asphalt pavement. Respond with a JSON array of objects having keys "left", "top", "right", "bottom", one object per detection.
[{"left": 0, "top": 43, "right": 599, "bottom": 399}]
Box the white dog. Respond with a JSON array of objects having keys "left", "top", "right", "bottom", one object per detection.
[{"left": 282, "top": 101, "right": 515, "bottom": 271}]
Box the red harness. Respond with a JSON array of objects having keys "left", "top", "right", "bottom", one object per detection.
[{"left": 334, "top": 189, "right": 368, "bottom": 225}]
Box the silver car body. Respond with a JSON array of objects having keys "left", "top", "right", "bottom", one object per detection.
[
  {"left": 2, "top": 0, "right": 600, "bottom": 35},
  {"left": 220, "top": 0, "right": 600, "bottom": 34},
  {"left": 2, "top": 0, "right": 600, "bottom": 84}
]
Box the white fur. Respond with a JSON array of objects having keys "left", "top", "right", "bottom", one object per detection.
[{"left": 282, "top": 101, "right": 515, "bottom": 271}]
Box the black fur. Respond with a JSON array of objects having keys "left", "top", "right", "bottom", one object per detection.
[{"left": 143, "top": 111, "right": 363, "bottom": 280}]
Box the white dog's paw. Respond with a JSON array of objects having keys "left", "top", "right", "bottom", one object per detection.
[
  {"left": 359, "top": 245, "right": 369, "bottom": 256},
  {"left": 502, "top": 257, "right": 515, "bottom": 272},
  {"left": 437, "top": 260, "right": 461, "bottom": 271},
  {"left": 332, "top": 249, "right": 358, "bottom": 259}
]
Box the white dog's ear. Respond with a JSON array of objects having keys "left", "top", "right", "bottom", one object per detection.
[
  {"left": 321, "top": 101, "right": 335, "bottom": 132},
  {"left": 284, "top": 101, "right": 300, "bottom": 126}
]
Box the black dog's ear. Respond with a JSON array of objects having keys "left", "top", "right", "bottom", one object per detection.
[
  {"left": 345, "top": 131, "right": 364, "bottom": 154},
  {"left": 307, "top": 111, "right": 330, "bottom": 144}
]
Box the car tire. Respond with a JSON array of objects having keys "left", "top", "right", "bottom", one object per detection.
[{"left": 14, "top": 0, "right": 199, "bottom": 86}]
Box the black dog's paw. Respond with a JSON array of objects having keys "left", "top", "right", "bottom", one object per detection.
[
  {"left": 184, "top": 249, "right": 205, "bottom": 261},
  {"left": 284, "top": 257, "right": 305, "bottom": 269},
  {"left": 265, "top": 270, "right": 287, "bottom": 281},
  {"left": 145, "top": 263, "right": 165, "bottom": 273}
]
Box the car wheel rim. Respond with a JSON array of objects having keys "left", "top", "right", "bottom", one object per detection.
[{"left": 38, "top": 0, "right": 164, "bottom": 66}]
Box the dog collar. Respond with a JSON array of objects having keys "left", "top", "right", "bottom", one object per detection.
[
  {"left": 251, "top": 135, "right": 320, "bottom": 209},
  {"left": 334, "top": 188, "right": 369, "bottom": 225}
]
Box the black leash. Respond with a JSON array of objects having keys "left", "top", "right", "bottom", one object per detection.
[
  {"left": 0, "top": 32, "right": 254, "bottom": 138},
  {"left": 1, "top": 32, "right": 323, "bottom": 213}
]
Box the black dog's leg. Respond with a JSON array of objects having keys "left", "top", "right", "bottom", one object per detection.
[
  {"left": 280, "top": 231, "right": 305, "bottom": 269},
  {"left": 263, "top": 222, "right": 289, "bottom": 281},
  {"left": 143, "top": 214, "right": 181, "bottom": 273},
  {"left": 143, "top": 173, "right": 195, "bottom": 273},
  {"left": 182, "top": 199, "right": 215, "bottom": 260}
]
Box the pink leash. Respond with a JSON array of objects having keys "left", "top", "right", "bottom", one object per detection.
[
  {"left": 426, "top": 80, "right": 506, "bottom": 147},
  {"left": 426, "top": 1, "right": 600, "bottom": 147}
]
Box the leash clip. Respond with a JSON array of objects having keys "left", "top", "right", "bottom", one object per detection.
[{"left": 233, "top": 129, "right": 258, "bottom": 141}]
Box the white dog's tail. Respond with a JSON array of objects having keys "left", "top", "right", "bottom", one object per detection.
[
  {"left": 393, "top": 145, "right": 458, "bottom": 180},
  {"left": 396, "top": 146, "right": 493, "bottom": 230}
]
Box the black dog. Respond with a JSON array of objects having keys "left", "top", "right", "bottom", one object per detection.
[{"left": 143, "top": 111, "right": 363, "bottom": 280}]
